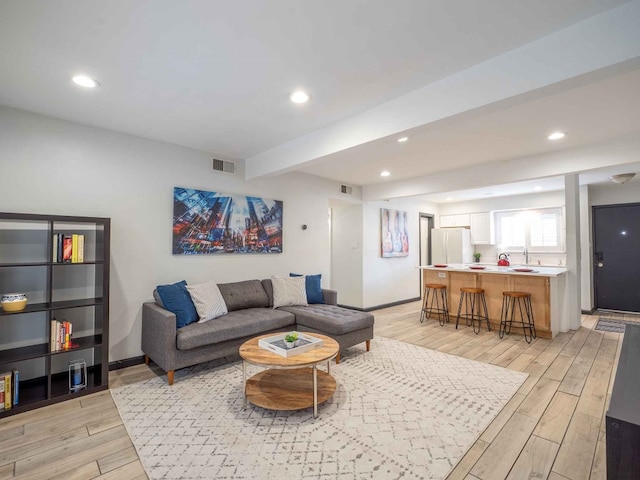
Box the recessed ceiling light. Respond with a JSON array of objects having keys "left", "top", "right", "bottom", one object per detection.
[
  {"left": 380, "top": 171, "right": 391, "bottom": 177},
  {"left": 397, "top": 137, "right": 408, "bottom": 143},
  {"left": 483, "top": 192, "right": 494, "bottom": 196},
  {"left": 445, "top": 197, "right": 453, "bottom": 202},
  {"left": 72, "top": 75, "right": 100, "bottom": 88},
  {"left": 534, "top": 186, "right": 543, "bottom": 191},
  {"left": 290, "top": 90, "right": 310, "bottom": 104},
  {"left": 548, "top": 132, "right": 566, "bottom": 140}
]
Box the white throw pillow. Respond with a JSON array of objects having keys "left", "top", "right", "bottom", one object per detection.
[
  {"left": 271, "top": 275, "right": 308, "bottom": 308},
  {"left": 186, "top": 280, "right": 228, "bottom": 323}
]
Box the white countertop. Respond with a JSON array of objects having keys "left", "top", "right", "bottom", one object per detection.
[{"left": 418, "top": 263, "right": 568, "bottom": 277}]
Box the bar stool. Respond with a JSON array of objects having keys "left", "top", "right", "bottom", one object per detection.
[
  {"left": 499, "top": 291, "right": 536, "bottom": 343},
  {"left": 455, "top": 287, "right": 491, "bottom": 334},
  {"left": 420, "top": 284, "right": 449, "bottom": 326}
]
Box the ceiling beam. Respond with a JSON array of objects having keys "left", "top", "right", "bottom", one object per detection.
[
  {"left": 244, "top": 1, "right": 640, "bottom": 181},
  {"left": 362, "top": 133, "right": 640, "bottom": 200}
]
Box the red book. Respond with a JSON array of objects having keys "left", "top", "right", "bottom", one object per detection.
[{"left": 62, "top": 236, "right": 73, "bottom": 263}]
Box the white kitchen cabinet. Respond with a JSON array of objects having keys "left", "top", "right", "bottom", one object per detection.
[
  {"left": 439, "top": 214, "right": 470, "bottom": 228},
  {"left": 470, "top": 212, "right": 494, "bottom": 244}
]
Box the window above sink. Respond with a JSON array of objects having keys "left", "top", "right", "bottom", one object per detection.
[{"left": 495, "top": 207, "right": 565, "bottom": 253}]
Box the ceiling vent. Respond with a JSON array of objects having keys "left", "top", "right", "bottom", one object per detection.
[
  {"left": 340, "top": 184, "right": 353, "bottom": 195},
  {"left": 212, "top": 158, "right": 236, "bottom": 175}
]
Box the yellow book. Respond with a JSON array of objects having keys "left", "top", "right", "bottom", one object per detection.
[
  {"left": 71, "top": 234, "right": 78, "bottom": 263},
  {"left": 3, "top": 373, "right": 11, "bottom": 410},
  {"left": 77, "top": 235, "right": 85, "bottom": 263}
]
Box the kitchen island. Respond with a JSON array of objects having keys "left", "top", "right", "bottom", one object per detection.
[{"left": 419, "top": 264, "right": 568, "bottom": 338}]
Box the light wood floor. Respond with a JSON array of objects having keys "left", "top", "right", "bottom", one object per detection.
[{"left": 0, "top": 302, "right": 626, "bottom": 479}]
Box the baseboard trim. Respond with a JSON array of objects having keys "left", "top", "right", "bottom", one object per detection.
[
  {"left": 339, "top": 297, "right": 421, "bottom": 312},
  {"left": 109, "top": 355, "right": 145, "bottom": 371},
  {"left": 582, "top": 308, "right": 597, "bottom": 315}
]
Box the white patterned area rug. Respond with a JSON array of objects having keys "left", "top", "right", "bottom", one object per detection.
[{"left": 112, "top": 337, "right": 527, "bottom": 480}]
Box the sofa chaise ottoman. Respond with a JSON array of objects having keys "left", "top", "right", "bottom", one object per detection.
[{"left": 142, "top": 278, "right": 374, "bottom": 384}]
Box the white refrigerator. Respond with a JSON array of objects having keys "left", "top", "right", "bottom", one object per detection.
[{"left": 431, "top": 228, "right": 473, "bottom": 264}]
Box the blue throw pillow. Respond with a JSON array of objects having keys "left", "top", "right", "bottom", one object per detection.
[
  {"left": 156, "top": 280, "right": 198, "bottom": 328},
  {"left": 290, "top": 273, "right": 324, "bottom": 304}
]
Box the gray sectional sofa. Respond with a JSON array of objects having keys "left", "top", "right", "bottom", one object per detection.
[{"left": 142, "top": 278, "right": 374, "bottom": 384}]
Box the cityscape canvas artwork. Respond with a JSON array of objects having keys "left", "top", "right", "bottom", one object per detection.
[
  {"left": 381, "top": 208, "right": 409, "bottom": 257},
  {"left": 172, "top": 187, "right": 283, "bottom": 254}
]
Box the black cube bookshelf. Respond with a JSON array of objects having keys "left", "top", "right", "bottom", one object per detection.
[{"left": 0, "top": 212, "right": 110, "bottom": 417}]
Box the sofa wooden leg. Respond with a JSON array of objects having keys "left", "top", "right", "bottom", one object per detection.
[
  {"left": 144, "top": 355, "right": 150, "bottom": 365},
  {"left": 366, "top": 340, "right": 371, "bottom": 352},
  {"left": 167, "top": 370, "right": 174, "bottom": 385},
  {"left": 335, "top": 353, "right": 341, "bottom": 364}
]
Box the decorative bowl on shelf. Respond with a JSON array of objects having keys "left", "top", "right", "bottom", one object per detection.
[{"left": 1, "top": 293, "right": 28, "bottom": 312}]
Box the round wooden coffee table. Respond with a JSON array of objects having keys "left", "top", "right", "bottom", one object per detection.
[{"left": 239, "top": 333, "right": 339, "bottom": 418}]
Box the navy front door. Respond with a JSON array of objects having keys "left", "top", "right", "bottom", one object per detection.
[{"left": 593, "top": 203, "right": 640, "bottom": 312}]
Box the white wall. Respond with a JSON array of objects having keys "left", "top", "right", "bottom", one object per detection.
[
  {"left": 0, "top": 106, "right": 344, "bottom": 362},
  {"left": 589, "top": 182, "right": 640, "bottom": 205},
  {"left": 330, "top": 197, "right": 438, "bottom": 310},
  {"left": 579, "top": 185, "right": 593, "bottom": 311},
  {"left": 362, "top": 199, "right": 417, "bottom": 308},
  {"left": 330, "top": 205, "right": 364, "bottom": 307}
]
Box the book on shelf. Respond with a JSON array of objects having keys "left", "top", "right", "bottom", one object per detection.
[
  {"left": 71, "top": 234, "right": 78, "bottom": 263},
  {"left": 12, "top": 370, "right": 19, "bottom": 406},
  {"left": 52, "top": 234, "right": 59, "bottom": 262},
  {"left": 53, "top": 234, "right": 86, "bottom": 263},
  {"left": 62, "top": 236, "right": 72, "bottom": 263},
  {"left": 57, "top": 234, "right": 64, "bottom": 263},
  {"left": 50, "top": 319, "right": 73, "bottom": 351},
  {"left": 64, "top": 320, "right": 72, "bottom": 348},
  {"left": 77, "top": 235, "right": 84, "bottom": 263},
  {"left": 4, "top": 373, "right": 11, "bottom": 410},
  {"left": 0, "top": 372, "right": 11, "bottom": 411}
]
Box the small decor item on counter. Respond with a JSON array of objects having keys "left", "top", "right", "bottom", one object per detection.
[
  {"left": 69, "top": 359, "right": 87, "bottom": 393},
  {"left": 284, "top": 332, "right": 299, "bottom": 349},
  {"left": 1, "top": 293, "right": 28, "bottom": 312},
  {"left": 473, "top": 252, "right": 481, "bottom": 263},
  {"left": 497, "top": 253, "right": 510, "bottom": 267}
]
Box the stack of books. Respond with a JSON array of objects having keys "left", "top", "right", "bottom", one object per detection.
[
  {"left": 52, "top": 234, "right": 85, "bottom": 263},
  {"left": 0, "top": 370, "right": 19, "bottom": 411},
  {"left": 50, "top": 319, "right": 74, "bottom": 351}
]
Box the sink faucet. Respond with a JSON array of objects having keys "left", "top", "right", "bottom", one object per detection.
[{"left": 523, "top": 247, "right": 529, "bottom": 265}]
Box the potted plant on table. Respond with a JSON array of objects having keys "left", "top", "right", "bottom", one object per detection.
[
  {"left": 284, "top": 332, "right": 299, "bottom": 349},
  {"left": 473, "top": 252, "right": 481, "bottom": 263}
]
